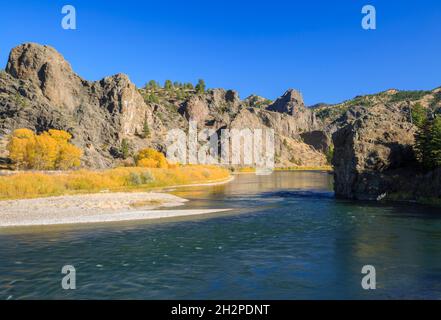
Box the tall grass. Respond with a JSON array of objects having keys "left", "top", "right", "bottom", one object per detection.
[
  {"left": 0, "top": 165, "right": 230, "bottom": 200},
  {"left": 275, "top": 166, "right": 333, "bottom": 171}
]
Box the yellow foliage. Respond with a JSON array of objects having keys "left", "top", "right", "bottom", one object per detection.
[
  {"left": 12, "top": 128, "right": 35, "bottom": 139},
  {"left": 7, "top": 128, "right": 82, "bottom": 170},
  {"left": 136, "top": 148, "right": 169, "bottom": 168},
  {"left": 47, "top": 129, "right": 72, "bottom": 142},
  {"left": 57, "top": 143, "right": 83, "bottom": 170},
  {"left": 137, "top": 158, "right": 159, "bottom": 168},
  {"left": 0, "top": 165, "right": 231, "bottom": 200},
  {"left": 7, "top": 137, "right": 28, "bottom": 167}
]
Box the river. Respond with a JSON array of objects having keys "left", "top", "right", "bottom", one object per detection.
[{"left": 1, "top": 171, "right": 441, "bottom": 299}]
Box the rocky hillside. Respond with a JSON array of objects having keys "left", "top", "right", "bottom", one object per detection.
[
  {"left": 0, "top": 43, "right": 328, "bottom": 169},
  {"left": 330, "top": 89, "right": 441, "bottom": 202}
]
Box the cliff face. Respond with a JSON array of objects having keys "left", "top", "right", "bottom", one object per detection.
[
  {"left": 0, "top": 43, "right": 327, "bottom": 168},
  {"left": 332, "top": 103, "right": 417, "bottom": 200},
  {"left": 328, "top": 86, "right": 441, "bottom": 201}
]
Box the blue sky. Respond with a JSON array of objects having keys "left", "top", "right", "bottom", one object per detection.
[{"left": 0, "top": 0, "right": 440, "bottom": 105}]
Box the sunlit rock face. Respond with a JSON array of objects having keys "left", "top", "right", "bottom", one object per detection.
[{"left": 332, "top": 103, "right": 417, "bottom": 200}]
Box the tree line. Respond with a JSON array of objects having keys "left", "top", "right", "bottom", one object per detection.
[{"left": 144, "top": 79, "right": 206, "bottom": 94}]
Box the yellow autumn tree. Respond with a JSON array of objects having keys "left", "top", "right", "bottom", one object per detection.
[
  {"left": 56, "top": 143, "right": 82, "bottom": 170},
  {"left": 7, "top": 129, "right": 35, "bottom": 169},
  {"left": 7, "top": 128, "right": 82, "bottom": 170},
  {"left": 136, "top": 148, "right": 169, "bottom": 168}
]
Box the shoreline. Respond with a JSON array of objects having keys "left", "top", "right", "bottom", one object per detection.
[
  {"left": 0, "top": 192, "right": 231, "bottom": 228},
  {"left": 0, "top": 176, "right": 235, "bottom": 228}
]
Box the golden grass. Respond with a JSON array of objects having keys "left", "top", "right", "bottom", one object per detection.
[
  {"left": 233, "top": 166, "right": 333, "bottom": 173},
  {"left": 233, "top": 167, "right": 257, "bottom": 173},
  {"left": 275, "top": 166, "right": 333, "bottom": 171},
  {"left": 0, "top": 165, "right": 230, "bottom": 200}
]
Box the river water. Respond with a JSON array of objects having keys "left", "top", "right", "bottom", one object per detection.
[{"left": 1, "top": 171, "right": 441, "bottom": 299}]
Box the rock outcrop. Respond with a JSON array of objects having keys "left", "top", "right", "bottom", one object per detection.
[
  {"left": 332, "top": 103, "right": 417, "bottom": 200},
  {"left": 267, "top": 89, "right": 319, "bottom": 132},
  {"left": 267, "top": 89, "right": 305, "bottom": 114}
]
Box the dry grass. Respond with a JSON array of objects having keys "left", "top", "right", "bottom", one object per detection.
[
  {"left": 233, "top": 166, "right": 333, "bottom": 173},
  {"left": 233, "top": 167, "right": 257, "bottom": 173},
  {"left": 0, "top": 165, "right": 230, "bottom": 200},
  {"left": 275, "top": 166, "right": 333, "bottom": 171}
]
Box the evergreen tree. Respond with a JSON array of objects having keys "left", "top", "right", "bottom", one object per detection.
[
  {"left": 184, "top": 83, "right": 194, "bottom": 90},
  {"left": 146, "top": 80, "right": 158, "bottom": 90},
  {"left": 411, "top": 103, "right": 427, "bottom": 128},
  {"left": 164, "top": 80, "right": 173, "bottom": 91},
  {"left": 414, "top": 116, "right": 441, "bottom": 170},
  {"left": 414, "top": 119, "right": 433, "bottom": 169},
  {"left": 120, "top": 139, "right": 130, "bottom": 159},
  {"left": 430, "top": 116, "right": 441, "bottom": 167},
  {"left": 141, "top": 119, "right": 151, "bottom": 139},
  {"left": 146, "top": 93, "right": 159, "bottom": 104},
  {"left": 195, "top": 79, "right": 206, "bottom": 94}
]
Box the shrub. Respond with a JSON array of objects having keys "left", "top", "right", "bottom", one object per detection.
[
  {"left": 128, "top": 172, "right": 143, "bottom": 185},
  {"left": 390, "top": 90, "right": 431, "bottom": 103},
  {"left": 136, "top": 148, "right": 169, "bottom": 168},
  {"left": 141, "top": 170, "right": 154, "bottom": 183}
]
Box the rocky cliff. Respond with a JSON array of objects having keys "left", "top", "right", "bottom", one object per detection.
[
  {"left": 0, "top": 43, "right": 327, "bottom": 168},
  {"left": 330, "top": 89, "right": 441, "bottom": 202}
]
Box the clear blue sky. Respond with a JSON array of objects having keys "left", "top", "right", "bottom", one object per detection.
[{"left": 0, "top": 0, "right": 440, "bottom": 105}]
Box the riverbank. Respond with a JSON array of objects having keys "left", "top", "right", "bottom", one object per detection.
[
  {"left": 0, "top": 165, "right": 231, "bottom": 200},
  {"left": 0, "top": 192, "right": 231, "bottom": 227},
  {"left": 232, "top": 166, "right": 332, "bottom": 174}
]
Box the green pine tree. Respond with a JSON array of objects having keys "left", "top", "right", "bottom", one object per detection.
[
  {"left": 164, "top": 80, "right": 173, "bottom": 91},
  {"left": 411, "top": 103, "right": 427, "bottom": 128},
  {"left": 120, "top": 139, "right": 131, "bottom": 159},
  {"left": 141, "top": 120, "right": 151, "bottom": 139},
  {"left": 430, "top": 116, "right": 441, "bottom": 167},
  {"left": 195, "top": 79, "right": 206, "bottom": 94}
]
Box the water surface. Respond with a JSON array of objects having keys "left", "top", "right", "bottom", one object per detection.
[{"left": 1, "top": 171, "right": 441, "bottom": 299}]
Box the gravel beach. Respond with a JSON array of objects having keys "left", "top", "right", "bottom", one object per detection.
[{"left": 0, "top": 192, "right": 230, "bottom": 227}]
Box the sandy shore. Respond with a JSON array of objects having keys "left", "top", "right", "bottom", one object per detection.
[{"left": 0, "top": 192, "right": 230, "bottom": 227}]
